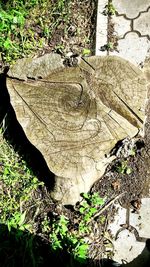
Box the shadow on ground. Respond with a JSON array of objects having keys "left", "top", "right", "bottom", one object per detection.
[
  {"left": 1, "top": 222, "right": 150, "bottom": 267},
  {"left": 0, "top": 223, "right": 86, "bottom": 267},
  {"left": 0, "top": 68, "right": 55, "bottom": 191}
]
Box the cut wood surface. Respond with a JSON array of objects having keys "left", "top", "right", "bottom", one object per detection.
[{"left": 6, "top": 54, "right": 148, "bottom": 204}]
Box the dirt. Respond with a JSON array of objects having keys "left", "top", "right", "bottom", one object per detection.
[
  {"left": 91, "top": 137, "right": 150, "bottom": 207},
  {"left": 38, "top": 0, "right": 97, "bottom": 57}
]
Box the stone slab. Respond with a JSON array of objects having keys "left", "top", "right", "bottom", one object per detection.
[
  {"left": 112, "top": 0, "right": 150, "bottom": 19},
  {"left": 108, "top": 204, "right": 126, "bottom": 237},
  {"left": 95, "top": 0, "right": 108, "bottom": 56},
  {"left": 111, "top": 15, "right": 131, "bottom": 38},
  {"left": 96, "top": 0, "right": 150, "bottom": 264},
  {"left": 134, "top": 9, "right": 150, "bottom": 38},
  {"left": 108, "top": 0, "right": 150, "bottom": 66},
  {"left": 112, "top": 230, "right": 145, "bottom": 263},
  {"left": 96, "top": 0, "right": 150, "bottom": 65},
  {"left": 108, "top": 199, "right": 150, "bottom": 263},
  {"left": 110, "top": 32, "right": 150, "bottom": 66},
  {"left": 130, "top": 198, "right": 150, "bottom": 239}
]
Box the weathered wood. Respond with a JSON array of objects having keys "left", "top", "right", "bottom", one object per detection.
[{"left": 5, "top": 54, "right": 148, "bottom": 204}]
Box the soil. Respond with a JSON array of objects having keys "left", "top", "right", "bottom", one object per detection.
[{"left": 39, "top": 0, "right": 97, "bottom": 57}]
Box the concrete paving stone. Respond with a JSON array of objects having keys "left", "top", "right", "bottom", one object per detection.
[
  {"left": 107, "top": 201, "right": 149, "bottom": 263},
  {"left": 112, "top": 230, "right": 145, "bottom": 263},
  {"left": 108, "top": 204, "right": 126, "bottom": 238},
  {"left": 96, "top": 0, "right": 150, "bottom": 263},
  {"left": 134, "top": 9, "right": 150, "bottom": 38},
  {"left": 112, "top": 0, "right": 150, "bottom": 19},
  {"left": 96, "top": 0, "right": 108, "bottom": 55},
  {"left": 111, "top": 15, "right": 131, "bottom": 38},
  {"left": 129, "top": 198, "right": 150, "bottom": 239},
  {"left": 110, "top": 32, "right": 150, "bottom": 66},
  {"left": 107, "top": 204, "right": 145, "bottom": 263}
]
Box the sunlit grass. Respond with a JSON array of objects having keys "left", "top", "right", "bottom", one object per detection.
[
  {"left": 0, "top": 131, "right": 43, "bottom": 229},
  {"left": 0, "top": 0, "right": 71, "bottom": 63}
]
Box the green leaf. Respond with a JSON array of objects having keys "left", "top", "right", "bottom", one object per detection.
[
  {"left": 82, "top": 193, "right": 89, "bottom": 199},
  {"left": 13, "top": 16, "right": 18, "bottom": 24},
  {"left": 78, "top": 244, "right": 88, "bottom": 251},
  {"left": 7, "top": 222, "right": 12, "bottom": 232},
  {"left": 90, "top": 207, "right": 97, "bottom": 214},
  {"left": 18, "top": 211, "right": 26, "bottom": 226},
  {"left": 4, "top": 167, "right": 10, "bottom": 175},
  {"left": 95, "top": 197, "right": 104, "bottom": 206},
  {"left": 4, "top": 39, "right": 12, "bottom": 49},
  {"left": 79, "top": 207, "right": 85, "bottom": 214},
  {"left": 82, "top": 48, "right": 91, "bottom": 56},
  {"left": 74, "top": 243, "right": 89, "bottom": 261},
  {"left": 59, "top": 215, "right": 68, "bottom": 224},
  {"left": 84, "top": 214, "right": 91, "bottom": 222},
  {"left": 80, "top": 201, "right": 89, "bottom": 208},
  {"left": 61, "top": 224, "right": 68, "bottom": 234},
  {"left": 126, "top": 167, "right": 132, "bottom": 174}
]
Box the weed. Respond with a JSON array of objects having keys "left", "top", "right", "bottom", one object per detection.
[
  {"left": 47, "top": 192, "right": 105, "bottom": 263},
  {"left": 0, "top": 0, "right": 71, "bottom": 63},
  {"left": 0, "top": 132, "right": 48, "bottom": 265},
  {"left": 7, "top": 211, "right": 32, "bottom": 232},
  {"left": 103, "top": 2, "right": 116, "bottom": 16},
  {"left": 79, "top": 192, "right": 104, "bottom": 224},
  {"left": 100, "top": 42, "right": 114, "bottom": 52},
  {"left": 42, "top": 213, "right": 88, "bottom": 264},
  {"left": 82, "top": 48, "right": 91, "bottom": 57},
  {"left": 0, "top": 132, "right": 43, "bottom": 228},
  {"left": 54, "top": 44, "right": 65, "bottom": 55},
  {"left": 129, "top": 148, "right": 136, "bottom": 156},
  {"left": 0, "top": 130, "right": 106, "bottom": 265},
  {"left": 116, "top": 161, "right": 132, "bottom": 175}
]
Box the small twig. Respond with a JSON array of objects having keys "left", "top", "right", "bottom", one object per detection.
[{"left": 89, "top": 192, "right": 126, "bottom": 223}]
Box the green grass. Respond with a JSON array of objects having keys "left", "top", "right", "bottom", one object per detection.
[
  {"left": 0, "top": 0, "right": 71, "bottom": 63},
  {"left": 0, "top": 131, "right": 106, "bottom": 266},
  {"left": 0, "top": 131, "right": 43, "bottom": 229},
  {"left": 0, "top": 132, "right": 47, "bottom": 266}
]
